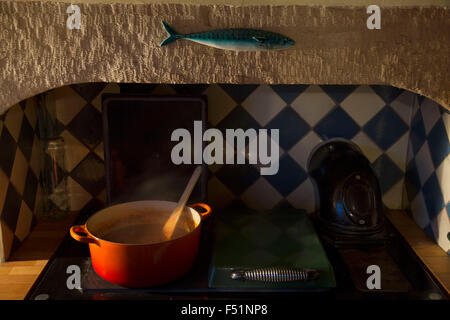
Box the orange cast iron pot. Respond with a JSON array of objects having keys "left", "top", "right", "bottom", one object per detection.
[{"left": 70, "top": 200, "right": 211, "bottom": 288}]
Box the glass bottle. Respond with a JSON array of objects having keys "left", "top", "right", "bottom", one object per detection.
[{"left": 38, "top": 136, "right": 70, "bottom": 219}]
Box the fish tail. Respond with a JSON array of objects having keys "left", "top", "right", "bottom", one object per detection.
[{"left": 160, "top": 21, "right": 181, "bottom": 46}]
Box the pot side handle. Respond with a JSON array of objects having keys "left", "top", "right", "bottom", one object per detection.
[
  {"left": 190, "top": 203, "right": 212, "bottom": 220},
  {"left": 70, "top": 225, "right": 98, "bottom": 244}
]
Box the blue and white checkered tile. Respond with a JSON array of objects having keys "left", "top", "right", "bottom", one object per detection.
[
  {"left": 0, "top": 97, "right": 40, "bottom": 261},
  {"left": 43, "top": 83, "right": 417, "bottom": 215},
  {"left": 405, "top": 96, "right": 450, "bottom": 254},
  {"left": 207, "top": 84, "right": 412, "bottom": 214}
]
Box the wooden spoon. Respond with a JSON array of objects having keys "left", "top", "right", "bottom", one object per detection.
[{"left": 162, "top": 166, "right": 202, "bottom": 240}]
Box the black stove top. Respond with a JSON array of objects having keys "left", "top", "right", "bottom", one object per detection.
[{"left": 26, "top": 212, "right": 448, "bottom": 300}]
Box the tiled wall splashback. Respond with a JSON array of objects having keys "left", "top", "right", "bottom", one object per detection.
[
  {"left": 49, "top": 83, "right": 413, "bottom": 217},
  {"left": 405, "top": 96, "right": 450, "bottom": 254},
  {"left": 0, "top": 98, "right": 40, "bottom": 261},
  {"left": 1, "top": 83, "right": 448, "bottom": 259}
]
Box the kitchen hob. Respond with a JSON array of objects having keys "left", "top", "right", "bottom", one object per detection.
[{"left": 26, "top": 209, "right": 447, "bottom": 300}]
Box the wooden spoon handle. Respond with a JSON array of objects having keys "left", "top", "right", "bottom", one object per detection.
[
  {"left": 162, "top": 166, "right": 202, "bottom": 239},
  {"left": 173, "top": 166, "right": 202, "bottom": 214}
]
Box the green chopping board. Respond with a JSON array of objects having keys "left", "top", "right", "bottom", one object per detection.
[{"left": 208, "top": 208, "right": 336, "bottom": 290}]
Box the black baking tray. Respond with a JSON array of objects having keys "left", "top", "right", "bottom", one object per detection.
[{"left": 102, "top": 94, "right": 208, "bottom": 205}]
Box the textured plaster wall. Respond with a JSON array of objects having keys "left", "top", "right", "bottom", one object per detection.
[{"left": 0, "top": 1, "right": 449, "bottom": 115}]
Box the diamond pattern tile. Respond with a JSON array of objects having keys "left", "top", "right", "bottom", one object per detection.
[
  {"left": 246, "top": 131, "right": 283, "bottom": 175},
  {"left": 0, "top": 127, "right": 17, "bottom": 177},
  {"left": 265, "top": 155, "right": 307, "bottom": 196},
  {"left": 442, "top": 111, "right": 450, "bottom": 139},
  {"left": 170, "top": 84, "right": 208, "bottom": 95},
  {"left": 372, "top": 154, "right": 403, "bottom": 194},
  {"left": 24, "top": 98, "right": 38, "bottom": 130},
  {"left": 217, "top": 106, "right": 261, "bottom": 133},
  {"left": 0, "top": 169, "right": 8, "bottom": 215},
  {"left": 70, "top": 83, "right": 108, "bottom": 102},
  {"left": 17, "top": 116, "right": 34, "bottom": 161},
  {"left": 265, "top": 107, "right": 310, "bottom": 150},
  {"left": 405, "top": 161, "right": 421, "bottom": 201},
  {"left": 10, "top": 148, "right": 28, "bottom": 196},
  {"left": 414, "top": 142, "right": 434, "bottom": 186},
  {"left": 204, "top": 84, "right": 237, "bottom": 126},
  {"left": 67, "top": 104, "right": 103, "bottom": 149},
  {"left": 70, "top": 153, "right": 105, "bottom": 196},
  {"left": 285, "top": 178, "right": 316, "bottom": 213},
  {"left": 351, "top": 131, "right": 383, "bottom": 163},
  {"left": 314, "top": 106, "right": 360, "bottom": 140},
  {"left": 29, "top": 136, "right": 40, "bottom": 177},
  {"left": 1, "top": 184, "right": 22, "bottom": 232},
  {"left": 421, "top": 99, "right": 442, "bottom": 135},
  {"left": 66, "top": 177, "right": 93, "bottom": 211},
  {"left": 54, "top": 86, "right": 87, "bottom": 126},
  {"left": 363, "top": 106, "right": 408, "bottom": 150},
  {"left": 60, "top": 130, "right": 90, "bottom": 172},
  {"left": 91, "top": 83, "right": 120, "bottom": 112},
  {"left": 435, "top": 157, "right": 450, "bottom": 205},
  {"left": 22, "top": 169, "right": 38, "bottom": 211},
  {"left": 94, "top": 142, "right": 104, "bottom": 161},
  {"left": 385, "top": 133, "right": 409, "bottom": 172},
  {"left": 390, "top": 91, "right": 414, "bottom": 126},
  {"left": 382, "top": 178, "right": 405, "bottom": 210},
  {"left": 242, "top": 85, "right": 286, "bottom": 126},
  {"left": 241, "top": 177, "right": 283, "bottom": 210},
  {"left": 341, "top": 85, "right": 385, "bottom": 126},
  {"left": 291, "top": 85, "right": 335, "bottom": 127},
  {"left": 215, "top": 164, "right": 260, "bottom": 195},
  {"left": 219, "top": 84, "right": 258, "bottom": 103},
  {"left": 320, "top": 85, "right": 357, "bottom": 104},
  {"left": 370, "top": 85, "right": 403, "bottom": 104},
  {"left": 422, "top": 173, "right": 445, "bottom": 221},
  {"left": 4, "top": 104, "right": 24, "bottom": 142},
  {"left": 409, "top": 108, "right": 427, "bottom": 155},
  {"left": 289, "top": 131, "right": 323, "bottom": 170},
  {"left": 207, "top": 176, "right": 235, "bottom": 209},
  {"left": 14, "top": 201, "right": 33, "bottom": 241},
  {"left": 269, "top": 84, "right": 308, "bottom": 104},
  {"left": 0, "top": 220, "right": 14, "bottom": 261},
  {"left": 427, "top": 118, "right": 449, "bottom": 168}
]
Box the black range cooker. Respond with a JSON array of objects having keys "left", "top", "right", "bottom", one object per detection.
[{"left": 26, "top": 207, "right": 447, "bottom": 300}]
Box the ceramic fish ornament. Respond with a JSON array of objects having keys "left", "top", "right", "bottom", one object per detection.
[{"left": 160, "top": 21, "right": 295, "bottom": 51}]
